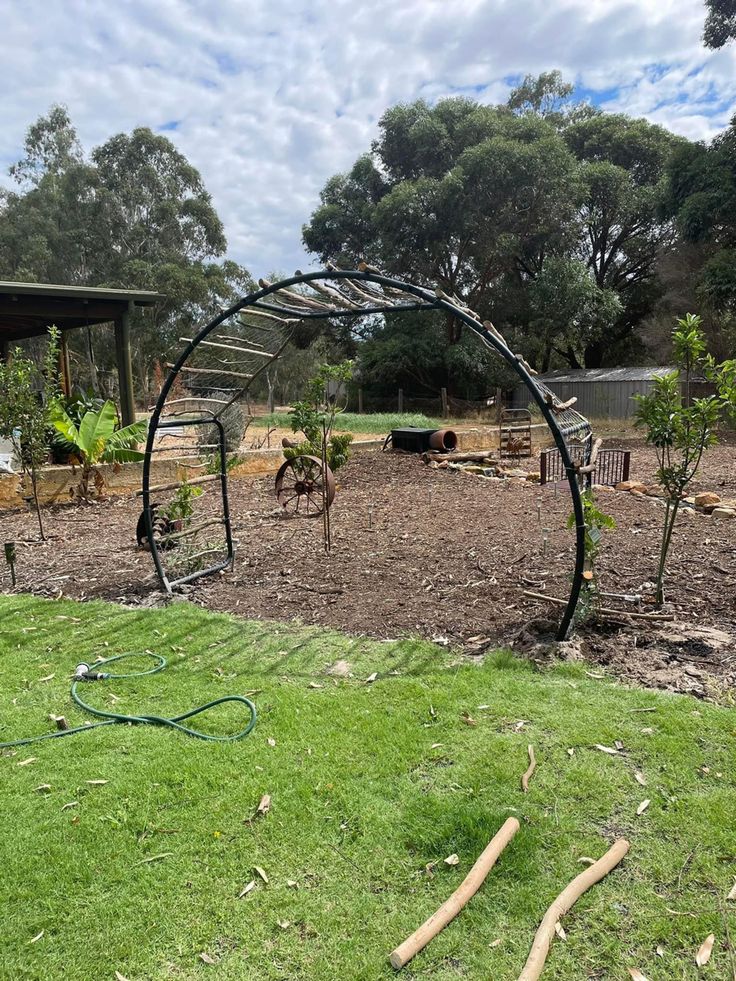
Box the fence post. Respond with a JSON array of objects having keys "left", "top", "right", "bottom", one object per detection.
[
  {"left": 495, "top": 387, "right": 502, "bottom": 424},
  {"left": 441, "top": 387, "right": 448, "bottom": 419},
  {"left": 398, "top": 388, "right": 404, "bottom": 413},
  {"left": 358, "top": 387, "right": 364, "bottom": 414}
]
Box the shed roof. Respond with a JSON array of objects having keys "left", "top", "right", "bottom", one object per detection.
[
  {"left": 535, "top": 367, "right": 674, "bottom": 384},
  {"left": 0, "top": 281, "right": 164, "bottom": 342}
]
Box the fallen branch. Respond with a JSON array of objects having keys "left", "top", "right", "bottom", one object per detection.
[
  {"left": 422, "top": 450, "right": 497, "bottom": 464},
  {"left": 522, "top": 590, "right": 675, "bottom": 622},
  {"left": 521, "top": 745, "right": 536, "bottom": 793},
  {"left": 517, "top": 839, "right": 630, "bottom": 981},
  {"left": 389, "top": 817, "right": 520, "bottom": 970}
]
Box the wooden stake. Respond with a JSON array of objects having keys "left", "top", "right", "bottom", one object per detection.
[
  {"left": 389, "top": 817, "right": 520, "bottom": 971},
  {"left": 517, "top": 839, "right": 630, "bottom": 981},
  {"left": 521, "top": 745, "right": 536, "bottom": 793}
]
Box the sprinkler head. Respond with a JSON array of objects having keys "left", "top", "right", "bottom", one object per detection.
[{"left": 73, "top": 663, "right": 90, "bottom": 680}]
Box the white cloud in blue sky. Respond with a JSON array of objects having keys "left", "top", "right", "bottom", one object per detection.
[{"left": 1, "top": 0, "right": 734, "bottom": 278}]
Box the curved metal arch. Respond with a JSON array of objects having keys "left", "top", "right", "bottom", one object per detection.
[{"left": 143, "top": 268, "right": 588, "bottom": 640}]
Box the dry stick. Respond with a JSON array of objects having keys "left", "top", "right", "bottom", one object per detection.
[
  {"left": 522, "top": 590, "right": 675, "bottom": 622},
  {"left": 137, "top": 473, "right": 220, "bottom": 497},
  {"left": 517, "top": 839, "right": 630, "bottom": 981},
  {"left": 158, "top": 517, "right": 225, "bottom": 544},
  {"left": 521, "top": 745, "right": 536, "bottom": 793},
  {"left": 178, "top": 338, "right": 273, "bottom": 358},
  {"left": 389, "top": 817, "right": 520, "bottom": 971}
]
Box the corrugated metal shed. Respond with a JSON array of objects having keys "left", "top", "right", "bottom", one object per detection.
[{"left": 512, "top": 366, "right": 715, "bottom": 419}]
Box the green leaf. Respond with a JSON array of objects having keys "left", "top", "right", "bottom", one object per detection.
[
  {"left": 78, "top": 401, "right": 118, "bottom": 461},
  {"left": 48, "top": 402, "right": 80, "bottom": 448}
]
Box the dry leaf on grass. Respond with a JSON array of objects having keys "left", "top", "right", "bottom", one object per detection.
[
  {"left": 594, "top": 744, "right": 619, "bottom": 755},
  {"left": 267, "top": 738, "right": 276, "bottom": 747},
  {"left": 17, "top": 757, "right": 37, "bottom": 766},
  {"left": 461, "top": 712, "right": 477, "bottom": 727},
  {"left": 627, "top": 970, "right": 649, "bottom": 980},
  {"left": 115, "top": 972, "right": 131, "bottom": 981},
  {"left": 554, "top": 921, "right": 566, "bottom": 940},
  {"left": 30, "top": 931, "right": 44, "bottom": 943},
  {"left": 489, "top": 938, "right": 502, "bottom": 948},
  {"left": 255, "top": 866, "right": 268, "bottom": 883},
  {"left": 577, "top": 856, "right": 595, "bottom": 865},
  {"left": 238, "top": 881, "right": 256, "bottom": 898},
  {"left": 308, "top": 682, "right": 324, "bottom": 689},
  {"left": 35, "top": 784, "right": 52, "bottom": 794},
  {"left": 656, "top": 945, "right": 665, "bottom": 957},
  {"left": 286, "top": 879, "right": 298, "bottom": 888},
  {"left": 727, "top": 880, "right": 736, "bottom": 901},
  {"left": 61, "top": 801, "right": 78, "bottom": 811},
  {"left": 634, "top": 771, "right": 647, "bottom": 786},
  {"left": 38, "top": 674, "right": 55, "bottom": 682},
  {"left": 430, "top": 742, "right": 443, "bottom": 749},
  {"left": 198, "top": 952, "right": 216, "bottom": 964},
  {"left": 257, "top": 794, "right": 271, "bottom": 817},
  {"left": 86, "top": 779, "right": 108, "bottom": 786},
  {"left": 444, "top": 853, "right": 459, "bottom": 866},
  {"left": 695, "top": 933, "right": 715, "bottom": 966},
  {"left": 365, "top": 672, "right": 378, "bottom": 683},
  {"left": 615, "top": 739, "right": 624, "bottom": 750},
  {"left": 567, "top": 748, "right": 575, "bottom": 757},
  {"left": 277, "top": 919, "right": 290, "bottom": 930},
  {"left": 637, "top": 799, "right": 651, "bottom": 815}
]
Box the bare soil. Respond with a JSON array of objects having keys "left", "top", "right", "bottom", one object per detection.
[{"left": 2, "top": 435, "right": 735, "bottom": 699}]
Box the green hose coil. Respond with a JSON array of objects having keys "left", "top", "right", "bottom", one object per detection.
[{"left": 0, "top": 652, "right": 257, "bottom": 748}]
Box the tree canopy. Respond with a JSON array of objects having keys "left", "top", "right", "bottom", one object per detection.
[
  {"left": 0, "top": 106, "right": 252, "bottom": 400},
  {"left": 303, "top": 77, "right": 682, "bottom": 379},
  {"left": 703, "top": 0, "right": 736, "bottom": 47}
]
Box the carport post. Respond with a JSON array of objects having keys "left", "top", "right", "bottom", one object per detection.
[{"left": 114, "top": 301, "right": 136, "bottom": 426}]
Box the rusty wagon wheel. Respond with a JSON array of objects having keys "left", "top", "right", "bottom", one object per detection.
[{"left": 274, "top": 454, "right": 336, "bottom": 516}]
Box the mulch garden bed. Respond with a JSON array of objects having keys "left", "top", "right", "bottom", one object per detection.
[{"left": 2, "top": 435, "right": 735, "bottom": 699}]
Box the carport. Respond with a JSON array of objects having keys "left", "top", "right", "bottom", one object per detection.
[{"left": 0, "top": 281, "right": 164, "bottom": 425}]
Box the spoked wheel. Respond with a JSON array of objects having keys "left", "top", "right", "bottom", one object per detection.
[{"left": 274, "top": 454, "right": 336, "bottom": 517}]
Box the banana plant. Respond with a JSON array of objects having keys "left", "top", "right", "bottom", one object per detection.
[{"left": 49, "top": 399, "right": 148, "bottom": 502}]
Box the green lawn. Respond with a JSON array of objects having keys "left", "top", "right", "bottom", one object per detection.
[
  {"left": 1, "top": 596, "right": 734, "bottom": 980},
  {"left": 251, "top": 411, "right": 449, "bottom": 434}
]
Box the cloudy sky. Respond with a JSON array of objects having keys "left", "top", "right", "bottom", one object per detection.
[{"left": 1, "top": 0, "right": 734, "bottom": 277}]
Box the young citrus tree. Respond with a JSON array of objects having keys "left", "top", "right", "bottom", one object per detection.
[
  {"left": 0, "top": 328, "right": 60, "bottom": 540},
  {"left": 634, "top": 314, "right": 724, "bottom": 605},
  {"left": 285, "top": 361, "right": 354, "bottom": 472}
]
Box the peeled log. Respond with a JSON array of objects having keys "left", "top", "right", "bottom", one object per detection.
[
  {"left": 389, "top": 817, "right": 520, "bottom": 970},
  {"left": 517, "top": 839, "right": 630, "bottom": 981}
]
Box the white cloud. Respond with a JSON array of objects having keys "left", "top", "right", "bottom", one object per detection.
[{"left": 1, "top": 0, "right": 734, "bottom": 277}]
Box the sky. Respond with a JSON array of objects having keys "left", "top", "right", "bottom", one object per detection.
[{"left": 1, "top": 0, "right": 735, "bottom": 278}]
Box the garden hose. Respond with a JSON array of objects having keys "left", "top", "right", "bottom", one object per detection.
[{"left": 0, "top": 652, "right": 257, "bottom": 749}]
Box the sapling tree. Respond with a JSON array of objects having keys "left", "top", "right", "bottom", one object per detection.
[
  {"left": 0, "top": 327, "right": 60, "bottom": 540},
  {"left": 285, "top": 361, "right": 354, "bottom": 472},
  {"left": 634, "top": 314, "right": 724, "bottom": 605}
]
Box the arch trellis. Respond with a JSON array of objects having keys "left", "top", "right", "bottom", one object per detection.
[{"left": 142, "top": 265, "right": 592, "bottom": 639}]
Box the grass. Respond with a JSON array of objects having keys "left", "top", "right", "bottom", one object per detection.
[
  {"left": 251, "top": 411, "right": 449, "bottom": 434},
  {"left": 1, "top": 595, "right": 735, "bottom": 980}
]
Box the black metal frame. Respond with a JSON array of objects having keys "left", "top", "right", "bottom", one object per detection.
[
  {"left": 142, "top": 416, "right": 233, "bottom": 592},
  {"left": 144, "top": 269, "right": 590, "bottom": 639}
]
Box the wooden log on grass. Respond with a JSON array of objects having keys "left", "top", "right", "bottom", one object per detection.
[
  {"left": 521, "top": 745, "right": 536, "bottom": 793},
  {"left": 517, "top": 839, "right": 630, "bottom": 981},
  {"left": 389, "top": 817, "right": 520, "bottom": 970}
]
